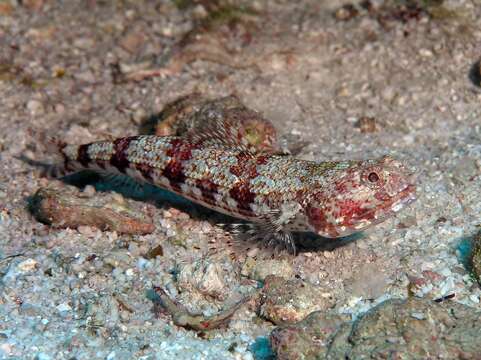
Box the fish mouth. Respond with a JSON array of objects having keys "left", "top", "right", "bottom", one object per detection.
[
  {"left": 348, "top": 184, "right": 417, "bottom": 230},
  {"left": 372, "top": 183, "right": 417, "bottom": 222},
  {"left": 387, "top": 184, "right": 417, "bottom": 211},
  {"left": 316, "top": 184, "right": 417, "bottom": 238}
]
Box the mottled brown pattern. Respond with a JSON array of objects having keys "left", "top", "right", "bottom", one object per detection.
[
  {"left": 135, "top": 162, "right": 154, "bottom": 181},
  {"left": 195, "top": 178, "right": 219, "bottom": 203},
  {"left": 230, "top": 152, "right": 263, "bottom": 181},
  {"left": 336, "top": 199, "right": 374, "bottom": 226},
  {"left": 229, "top": 182, "right": 256, "bottom": 211},
  {"left": 256, "top": 155, "right": 269, "bottom": 165},
  {"left": 110, "top": 137, "right": 136, "bottom": 173},
  {"left": 162, "top": 159, "right": 186, "bottom": 189},
  {"left": 306, "top": 206, "right": 339, "bottom": 237},
  {"left": 166, "top": 138, "right": 194, "bottom": 160}
]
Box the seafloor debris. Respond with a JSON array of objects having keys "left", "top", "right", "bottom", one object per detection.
[
  {"left": 334, "top": 0, "right": 450, "bottom": 28},
  {"left": 112, "top": 1, "right": 260, "bottom": 83},
  {"left": 152, "top": 286, "right": 247, "bottom": 331},
  {"left": 258, "top": 275, "right": 334, "bottom": 325},
  {"left": 355, "top": 116, "right": 378, "bottom": 133},
  {"left": 270, "top": 297, "right": 481, "bottom": 359},
  {"left": 334, "top": 4, "right": 359, "bottom": 21},
  {"left": 29, "top": 186, "right": 154, "bottom": 235}
]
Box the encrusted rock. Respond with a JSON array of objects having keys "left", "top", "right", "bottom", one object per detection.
[
  {"left": 270, "top": 311, "right": 349, "bottom": 360},
  {"left": 30, "top": 187, "right": 154, "bottom": 235},
  {"left": 259, "top": 275, "right": 334, "bottom": 325},
  {"left": 271, "top": 298, "right": 481, "bottom": 359},
  {"left": 470, "top": 229, "right": 481, "bottom": 284},
  {"left": 241, "top": 258, "right": 294, "bottom": 281},
  {"left": 177, "top": 257, "right": 238, "bottom": 301}
]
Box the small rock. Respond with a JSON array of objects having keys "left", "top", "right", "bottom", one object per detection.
[
  {"left": 451, "top": 157, "right": 478, "bottom": 182},
  {"left": 2, "top": 258, "right": 39, "bottom": 285},
  {"left": 334, "top": 4, "right": 359, "bottom": 21},
  {"left": 177, "top": 258, "right": 229, "bottom": 300},
  {"left": 82, "top": 185, "right": 96, "bottom": 198},
  {"left": 131, "top": 108, "right": 147, "bottom": 125},
  {"left": 190, "top": 3, "right": 208, "bottom": 18},
  {"left": 77, "top": 225, "right": 98, "bottom": 237},
  {"left": 52, "top": 67, "right": 66, "bottom": 78},
  {"left": 56, "top": 302, "right": 72, "bottom": 314},
  {"left": 396, "top": 214, "right": 418, "bottom": 229},
  {"left": 54, "top": 103, "right": 65, "bottom": 114},
  {"left": 259, "top": 275, "right": 334, "bottom": 325},
  {"left": 125, "top": 268, "right": 135, "bottom": 277},
  {"left": 407, "top": 270, "right": 449, "bottom": 298},
  {"left": 119, "top": 31, "right": 146, "bottom": 54},
  {"left": 16, "top": 258, "right": 38, "bottom": 273},
  {"left": 74, "top": 70, "right": 96, "bottom": 83},
  {"left": 73, "top": 37, "right": 95, "bottom": 50},
  {"left": 242, "top": 258, "right": 294, "bottom": 281},
  {"left": 381, "top": 86, "right": 396, "bottom": 102},
  {"left": 355, "top": 116, "right": 378, "bottom": 133},
  {"left": 419, "top": 48, "right": 433, "bottom": 58},
  {"left": 26, "top": 99, "right": 45, "bottom": 115},
  {"left": 104, "top": 250, "right": 131, "bottom": 269},
  {"left": 145, "top": 244, "right": 164, "bottom": 259}
]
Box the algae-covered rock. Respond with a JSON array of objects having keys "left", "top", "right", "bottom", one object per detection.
[
  {"left": 270, "top": 311, "right": 349, "bottom": 360},
  {"left": 470, "top": 229, "right": 481, "bottom": 284},
  {"left": 259, "top": 275, "right": 334, "bottom": 325},
  {"left": 270, "top": 297, "right": 481, "bottom": 360}
]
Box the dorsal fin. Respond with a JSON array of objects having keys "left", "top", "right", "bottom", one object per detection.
[{"left": 184, "top": 115, "right": 255, "bottom": 154}]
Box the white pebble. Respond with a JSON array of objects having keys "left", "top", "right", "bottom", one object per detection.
[
  {"left": 26, "top": 100, "right": 44, "bottom": 115},
  {"left": 56, "top": 303, "right": 71, "bottom": 314}
]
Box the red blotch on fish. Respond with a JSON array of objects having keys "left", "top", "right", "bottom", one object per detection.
[
  {"left": 306, "top": 206, "right": 339, "bottom": 237},
  {"left": 229, "top": 182, "right": 256, "bottom": 211}
]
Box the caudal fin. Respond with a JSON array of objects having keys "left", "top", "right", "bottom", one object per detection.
[{"left": 19, "top": 129, "right": 72, "bottom": 178}]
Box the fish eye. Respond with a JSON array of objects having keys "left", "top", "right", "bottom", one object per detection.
[{"left": 368, "top": 171, "right": 380, "bottom": 183}]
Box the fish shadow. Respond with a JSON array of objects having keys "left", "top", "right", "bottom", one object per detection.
[
  {"left": 62, "top": 170, "right": 245, "bottom": 226},
  {"left": 468, "top": 59, "right": 481, "bottom": 87},
  {"left": 56, "top": 171, "right": 364, "bottom": 256},
  {"left": 294, "top": 232, "right": 363, "bottom": 253}
]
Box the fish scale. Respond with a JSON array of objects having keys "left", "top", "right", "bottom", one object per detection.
[{"left": 57, "top": 133, "right": 416, "bottom": 245}]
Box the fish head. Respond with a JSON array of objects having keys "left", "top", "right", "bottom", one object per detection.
[{"left": 305, "top": 156, "right": 416, "bottom": 238}]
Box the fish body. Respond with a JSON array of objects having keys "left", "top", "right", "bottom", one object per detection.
[{"left": 58, "top": 134, "right": 416, "bottom": 243}]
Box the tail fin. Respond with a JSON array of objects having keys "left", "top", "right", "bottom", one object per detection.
[
  {"left": 44, "top": 137, "right": 72, "bottom": 178},
  {"left": 20, "top": 129, "right": 73, "bottom": 178}
]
